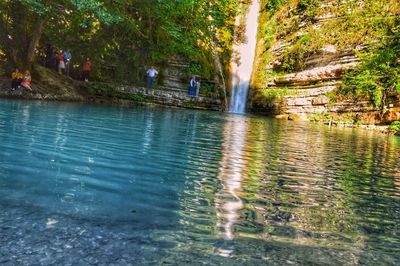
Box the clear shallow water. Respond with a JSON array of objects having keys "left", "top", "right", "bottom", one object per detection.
[{"left": 0, "top": 100, "right": 399, "bottom": 265}]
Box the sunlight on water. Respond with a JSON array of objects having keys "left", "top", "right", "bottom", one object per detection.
[
  {"left": 216, "top": 116, "right": 247, "bottom": 244},
  {"left": 0, "top": 100, "right": 399, "bottom": 265}
]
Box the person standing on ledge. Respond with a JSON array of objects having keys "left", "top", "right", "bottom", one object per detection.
[
  {"left": 189, "top": 76, "right": 196, "bottom": 96},
  {"left": 63, "top": 49, "right": 72, "bottom": 76},
  {"left": 146, "top": 66, "right": 158, "bottom": 89},
  {"left": 57, "top": 50, "right": 65, "bottom": 74},
  {"left": 82, "top": 58, "right": 92, "bottom": 82},
  {"left": 195, "top": 77, "right": 201, "bottom": 97}
]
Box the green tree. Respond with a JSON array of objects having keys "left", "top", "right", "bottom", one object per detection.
[
  {"left": 0, "top": 0, "right": 239, "bottom": 89},
  {"left": 0, "top": 0, "right": 119, "bottom": 68}
]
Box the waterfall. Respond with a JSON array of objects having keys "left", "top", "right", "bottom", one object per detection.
[{"left": 229, "top": 0, "right": 260, "bottom": 113}]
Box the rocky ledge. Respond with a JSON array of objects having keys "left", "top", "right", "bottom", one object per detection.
[{"left": 0, "top": 65, "right": 222, "bottom": 111}]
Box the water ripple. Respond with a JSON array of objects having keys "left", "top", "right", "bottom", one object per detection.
[{"left": 0, "top": 100, "right": 399, "bottom": 265}]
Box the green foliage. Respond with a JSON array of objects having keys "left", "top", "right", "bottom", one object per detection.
[
  {"left": 266, "top": 0, "right": 287, "bottom": 12},
  {"left": 308, "top": 113, "right": 326, "bottom": 122},
  {"left": 280, "top": 34, "right": 317, "bottom": 72},
  {"left": 258, "top": 0, "right": 399, "bottom": 71},
  {"left": 0, "top": 0, "right": 239, "bottom": 87},
  {"left": 297, "top": 0, "right": 320, "bottom": 16},
  {"left": 254, "top": 0, "right": 399, "bottom": 108},
  {"left": 130, "top": 94, "right": 145, "bottom": 102},
  {"left": 326, "top": 90, "right": 339, "bottom": 104},
  {"left": 199, "top": 83, "right": 215, "bottom": 96},
  {"left": 89, "top": 83, "right": 146, "bottom": 102},
  {"left": 343, "top": 32, "right": 400, "bottom": 108},
  {"left": 146, "top": 0, "right": 237, "bottom": 79},
  {"left": 17, "top": 0, "right": 121, "bottom": 23},
  {"left": 261, "top": 88, "right": 292, "bottom": 100},
  {"left": 389, "top": 121, "right": 400, "bottom": 134},
  {"left": 17, "top": 0, "right": 48, "bottom": 15},
  {"left": 90, "top": 83, "right": 118, "bottom": 96},
  {"left": 0, "top": 0, "right": 121, "bottom": 68},
  {"left": 189, "top": 63, "right": 202, "bottom": 76}
]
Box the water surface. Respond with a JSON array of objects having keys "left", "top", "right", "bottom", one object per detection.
[{"left": 0, "top": 100, "right": 399, "bottom": 265}]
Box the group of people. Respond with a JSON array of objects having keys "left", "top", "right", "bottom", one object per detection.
[
  {"left": 44, "top": 44, "right": 92, "bottom": 81},
  {"left": 11, "top": 68, "right": 32, "bottom": 91},
  {"left": 146, "top": 66, "right": 200, "bottom": 97},
  {"left": 44, "top": 44, "right": 72, "bottom": 76},
  {"left": 10, "top": 51, "right": 200, "bottom": 94},
  {"left": 9, "top": 52, "right": 92, "bottom": 92}
]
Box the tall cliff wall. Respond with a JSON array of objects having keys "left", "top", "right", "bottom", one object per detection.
[{"left": 249, "top": 0, "right": 400, "bottom": 124}]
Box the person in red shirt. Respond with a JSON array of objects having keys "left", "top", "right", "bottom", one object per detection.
[
  {"left": 82, "top": 58, "right": 92, "bottom": 82},
  {"left": 57, "top": 50, "right": 65, "bottom": 74}
]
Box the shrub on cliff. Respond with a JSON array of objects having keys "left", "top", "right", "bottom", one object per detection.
[
  {"left": 343, "top": 32, "right": 400, "bottom": 108},
  {"left": 389, "top": 121, "right": 400, "bottom": 135}
]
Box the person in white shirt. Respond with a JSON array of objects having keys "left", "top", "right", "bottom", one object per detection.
[
  {"left": 63, "top": 49, "right": 72, "bottom": 76},
  {"left": 146, "top": 66, "right": 158, "bottom": 89}
]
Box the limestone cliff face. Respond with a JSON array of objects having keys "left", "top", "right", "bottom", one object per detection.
[
  {"left": 249, "top": 0, "right": 400, "bottom": 124},
  {"left": 162, "top": 56, "right": 220, "bottom": 100},
  {"left": 162, "top": 57, "right": 191, "bottom": 91}
]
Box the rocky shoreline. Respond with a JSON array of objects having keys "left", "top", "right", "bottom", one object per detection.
[
  {"left": 0, "top": 66, "right": 222, "bottom": 111},
  {"left": 1, "top": 66, "right": 398, "bottom": 136},
  {"left": 322, "top": 122, "right": 394, "bottom": 135}
]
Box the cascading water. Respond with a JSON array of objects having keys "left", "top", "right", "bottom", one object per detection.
[{"left": 229, "top": 0, "right": 260, "bottom": 113}]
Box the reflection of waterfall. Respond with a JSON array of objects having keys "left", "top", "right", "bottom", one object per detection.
[
  {"left": 141, "top": 112, "right": 154, "bottom": 154},
  {"left": 229, "top": 0, "right": 260, "bottom": 113},
  {"left": 216, "top": 115, "right": 248, "bottom": 255}
]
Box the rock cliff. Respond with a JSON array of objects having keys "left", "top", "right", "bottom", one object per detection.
[{"left": 249, "top": 0, "right": 399, "bottom": 125}]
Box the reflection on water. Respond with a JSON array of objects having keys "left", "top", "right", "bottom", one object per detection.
[
  {"left": 0, "top": 100, "right": 399, "bottom": 265},
  {"left": 214, "top": 115, "right": 248, "bottom": 257},
  {"left": 216, "top": 116, "right": 247, "bottom": 241}
]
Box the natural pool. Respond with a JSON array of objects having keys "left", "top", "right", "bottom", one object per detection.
[{"left": 0, "top": 99, "right": 399, "bottom": 265}]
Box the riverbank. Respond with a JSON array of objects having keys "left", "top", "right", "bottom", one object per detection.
[
  {"left": 321, "top": 121, "right": 397, "bottom": 135},
  {"left": 1, "top": 66, "right": 398, "bottom": 136},
  {"left": 0, "top": 65, "right": 222, "bottom": 111}
]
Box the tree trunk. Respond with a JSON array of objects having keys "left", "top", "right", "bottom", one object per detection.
[
  {"left": 0, "top": 18, "right": 18, "bottom": 67},
  {"left": 26, "top": 17, "right": 45, "bottom": 69}
]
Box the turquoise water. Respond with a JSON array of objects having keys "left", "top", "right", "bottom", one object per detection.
[{"left": 0, "top": 99, "right": 399, "bottom": 265}]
